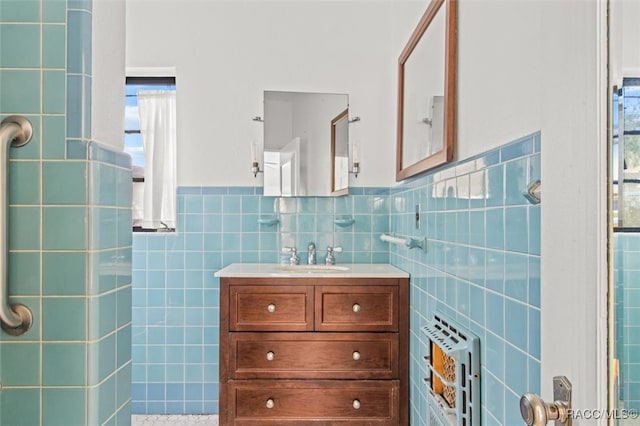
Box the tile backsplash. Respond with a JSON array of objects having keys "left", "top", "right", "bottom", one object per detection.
[
  {"left": 131, "top": 186, "right": 391, "bottom": 414},
  {"left": 131, "top": 133, "right": 541, "bottom": 426}
]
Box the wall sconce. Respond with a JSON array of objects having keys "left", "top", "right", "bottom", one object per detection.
[
  {"left": 250, "top": 140, "right": 263, "bottom": 178},
  {"left": 351, "top": 161, "right": 360, "bottom": 178},
  {"left": 251, "top": 161, "right": 262, "bottom": 178},
  {"left": 350, "top": 139, "right": 360, "bottom": 178},
  {"left": 250, "top": 116, "right": 264, "bottom": 177},
  {"left": 347, "top": 116, "right": 361, "bottom": 178}
]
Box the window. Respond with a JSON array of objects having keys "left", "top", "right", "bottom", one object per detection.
[
  {"left": 612, "top": 78, "right": 640, "bottom": 230},
  {"left": 125, "top": 76, "right": 177, "bottom": 231}
]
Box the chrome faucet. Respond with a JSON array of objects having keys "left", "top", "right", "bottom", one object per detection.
[
  {"left": 324, "top": 246, "right": 342, "bottom": 265},
  {"left": 307, "top": 243, "right": 316, "bottom": 265}
]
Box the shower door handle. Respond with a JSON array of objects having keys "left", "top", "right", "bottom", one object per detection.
[
  {"left": 520, "top": 376, "right": 572, "bottom": 426},
  {"left": 0, "top": 116, "right": 34, "bottom": 336}
]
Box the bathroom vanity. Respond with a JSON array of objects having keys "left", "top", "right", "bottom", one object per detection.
[{"left": 215, "top": 263, "right": 410, "bottom": 425}]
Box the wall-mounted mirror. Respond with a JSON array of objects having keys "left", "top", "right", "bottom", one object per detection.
[
  {"left": 263, "top": 91, "right": 349, "bottom": 197},
  {"left": 396, "top": 0, "right": 457, "bottom": 181}
]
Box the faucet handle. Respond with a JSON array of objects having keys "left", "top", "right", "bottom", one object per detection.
[
  {"left": 325, "top": 246, "right": 342, "bottom": 265},
  {"left": 282, "top": 247, "right": 300, "bottom": 265}
]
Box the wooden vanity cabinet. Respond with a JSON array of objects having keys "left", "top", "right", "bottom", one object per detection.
[{"left": 219, "top": 276, "right": 409, "bottom": 425}]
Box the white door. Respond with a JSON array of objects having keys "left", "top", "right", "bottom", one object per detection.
[{"left": 536, "top": 0, "right": 608, "bottom": 425}]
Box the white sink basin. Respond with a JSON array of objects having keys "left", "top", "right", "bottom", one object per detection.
[
  {"left": 215, "top": 263, "right": 410, "bottom": 278},
  {"left": 278, "top": 264, "right": 350, "bottom": 272}
]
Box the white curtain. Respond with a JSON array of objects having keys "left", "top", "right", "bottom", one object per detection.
[{"left": 138, "top": 90, "right": 177, "bottom": 229}]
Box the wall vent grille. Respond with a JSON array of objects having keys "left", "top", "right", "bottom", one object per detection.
[{"left": 422, "top": 314, "right": 480, "bottom": 426}]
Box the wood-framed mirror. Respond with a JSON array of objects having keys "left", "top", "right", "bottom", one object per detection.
[
  {"left": 396, "top": 0, "right": 457, "bottom": 181},
  {"left": 331, "top": 108, "right": 349, "bottom": 196}
]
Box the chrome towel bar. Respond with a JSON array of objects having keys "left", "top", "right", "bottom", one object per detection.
[
  {"left": 380, "top": 233, "right": 427, "bottom": 252},
  {"left": 0, "top": 116, "right": 33, "bottom": 336}
]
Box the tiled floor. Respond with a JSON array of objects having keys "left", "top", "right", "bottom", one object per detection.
[{"left": 131, "top": 415, "right": 218, "bottom": 425}]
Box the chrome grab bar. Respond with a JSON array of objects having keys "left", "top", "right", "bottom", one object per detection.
[{"left": 0, "top": 116, "right": 33, "bottom": 336}]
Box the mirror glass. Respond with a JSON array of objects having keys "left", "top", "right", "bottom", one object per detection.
[
  {"left": 263, "top": 91, "right": 349, "bottom": 197},
  {"left": 396, "top": 0, "right": 456, "bottom": 181}
]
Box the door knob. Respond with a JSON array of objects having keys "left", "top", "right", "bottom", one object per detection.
[
  {"left": 520, "top": 393, "right": 569, "bottom": 425},
  {"left": 520, "top": 376, "right": 572, "bottom": 426}
]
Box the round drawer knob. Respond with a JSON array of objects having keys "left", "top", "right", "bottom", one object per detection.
[
  {"left": 352, "top": 303, "right": 361, "bottom": 313},
  {"left": 266, "top": 351, "right": 275, "bottom": 361},
  {"left": 266, "top": 398, "right": 275, "bottom": 409},
  {"left": 267, "top": 304, "right": 276, "bottom": 313},
  {"left": 352, "top": 351, "right": 361, "bottom": 361},
  {"left": 352, "top": 399, "right": 361, "bottom": 410}
]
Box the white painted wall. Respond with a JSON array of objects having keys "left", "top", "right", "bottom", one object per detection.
[
  {"left": 92, "top": 0, "right": 126, "bottom": 149},
  {"left": 125, "top": 0, "right": 424, "bottom": 187},
  {"left": 457, "top": 0, "right": 544, "bottom": 159}
]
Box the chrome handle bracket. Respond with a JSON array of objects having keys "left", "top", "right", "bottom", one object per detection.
[
  {"left": 524, "top": 179, "right": 542, "bottom": 205},
  {"left": 1, "top": 116, "right": 32, "bottom": 147},
  {"left": 1, "top": 304, "right": 33, "bottom": 336},
  {"left": 552, "top": 376, "right": 572, "bottom": 426}
]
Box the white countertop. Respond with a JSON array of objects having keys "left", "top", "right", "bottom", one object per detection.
[{"left": 214, "top": 263, "right": 409, "bottom": 278}]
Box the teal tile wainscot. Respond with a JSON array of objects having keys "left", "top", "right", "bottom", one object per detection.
[
  {"left": 131, "top": 133, "right": 541, "bottom": 426},
  {"left": 131, "top": 186, "right": 390, "bottom": 414}
]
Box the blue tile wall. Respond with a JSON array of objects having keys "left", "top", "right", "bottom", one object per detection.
[
  {"left": 131, "top": 137, "right": 541, "bottom": 424},
  {"left": 614, "top": 233, "right": 640, "bottom": 411},
  {"left": 86, "top": 144, "right": 133, "bottom": 426},
  {"left": 388, "top": 133, "right": 541, "bottom": 425},
  {"left": 1, "top": 0, "right": 133, "bottom": 424},
  {"left": 131, "top": 186, "right": 390, "bottom": 414}
]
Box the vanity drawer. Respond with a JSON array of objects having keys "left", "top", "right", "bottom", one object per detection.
[
  {"left": 229, "top": 332, "right": 398, "bottom": 379},
  {"left": 230, "top": 379, "right": 399, "bottom": 425},
  {"left": 316, "top": 286, "right": 398, "bottom": 332},
  {"left": 230, "top": 285, "right": 314, "bottom": 331}
]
